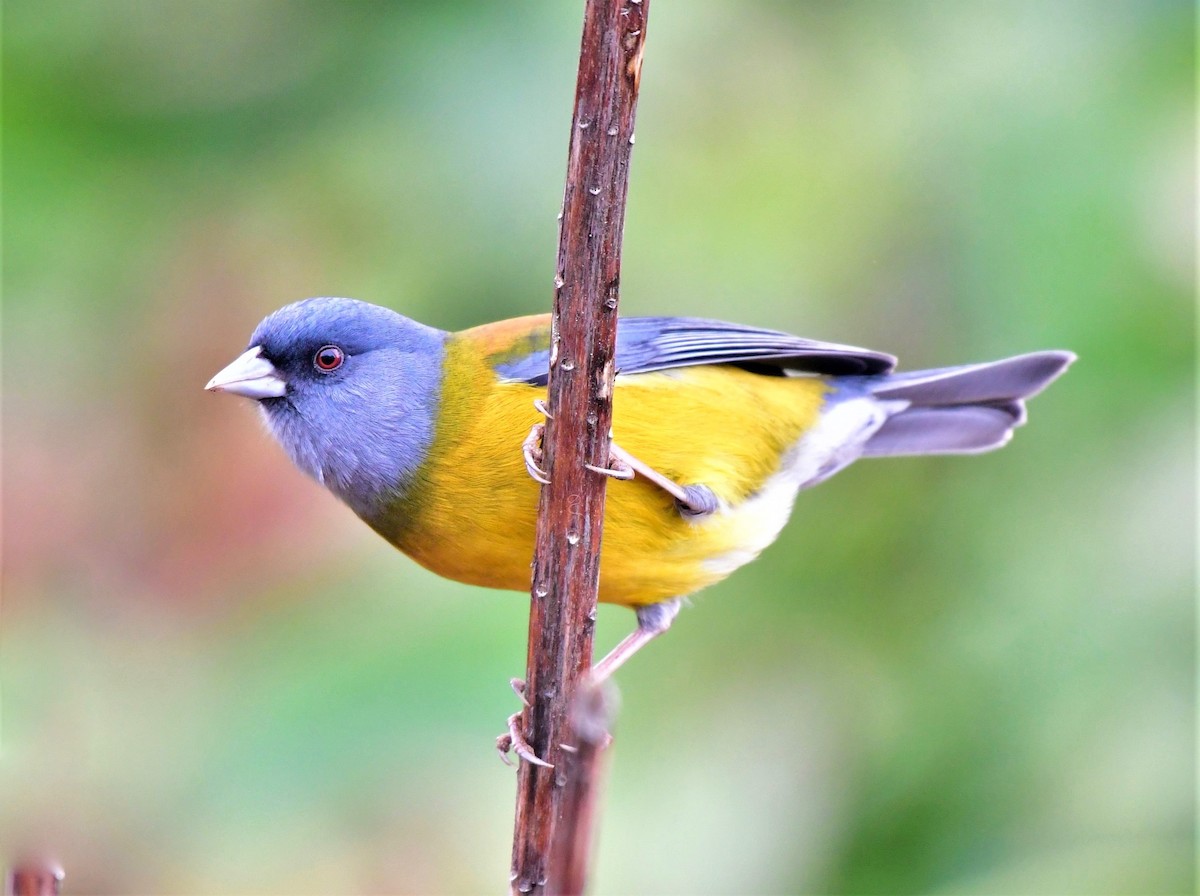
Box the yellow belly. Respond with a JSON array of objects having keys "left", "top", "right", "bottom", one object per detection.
[{"left": 376, "top": 354, "right": 827, "bottom": 607}]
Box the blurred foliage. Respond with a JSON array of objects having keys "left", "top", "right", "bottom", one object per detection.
[{"left": 2, "top": 1, "right": 1194, "bottom": 893}]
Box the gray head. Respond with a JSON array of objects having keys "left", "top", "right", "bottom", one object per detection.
[{"left": 206, "top": 297, "right": 447, "bottom": 517}]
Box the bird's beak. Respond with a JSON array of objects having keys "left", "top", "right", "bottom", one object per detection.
[{"left": 205, "top": 346, "right": 287, "bottom": 399}]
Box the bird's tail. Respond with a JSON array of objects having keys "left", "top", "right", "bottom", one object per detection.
[{"left": 862, "top": 350, "right": 1076, "bottom": 456}]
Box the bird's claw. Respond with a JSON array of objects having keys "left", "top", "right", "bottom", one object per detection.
[
  {"left": 522, "top": 423, "right": 551, "bottom": 485},
  {"left": 524, "top": 403, "right": 639, "bottom": 488},
  {"left": 497, "top": 711, "right": 553, "bottom": 768},
  {"left": 510, "top": 677, "right": 530, "bottom": 707},
  {"left": 585, "top": 455, "right": 635, "bottom": 480},
  {"left": 496, "top": 731, "right": 516, "bottom": 766}
]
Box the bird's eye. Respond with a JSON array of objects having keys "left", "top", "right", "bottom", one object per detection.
[{"left": 314, "top": 345, "right": 344, "bottom": 372}]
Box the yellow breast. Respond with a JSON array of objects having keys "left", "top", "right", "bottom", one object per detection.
[{"left": 374, "top": 341, "right": 828, "bottom": 607}]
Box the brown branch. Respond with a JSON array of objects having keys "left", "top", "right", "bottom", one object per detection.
[
  {"left": 6, "top": 864, "right": 63, "bottom": 896},
  {"left": 509, "top": 1, "right": 649, "bottom": 894},
  {"left": 547, "top": 684, "right": 616, "bottom": 894}
]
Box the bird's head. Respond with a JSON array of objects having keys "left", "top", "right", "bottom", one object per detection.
[{"left": 206, "top": 297, "right": 446, "bottom": 517}]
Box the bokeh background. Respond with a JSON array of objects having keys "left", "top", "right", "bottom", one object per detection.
[{"left": 3, "top": 2, "right": 1194, "bottom": 893}]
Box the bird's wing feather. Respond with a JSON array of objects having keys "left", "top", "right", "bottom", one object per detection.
[{"left": 481, "top": 315, "right": 895, "bottom": 384}]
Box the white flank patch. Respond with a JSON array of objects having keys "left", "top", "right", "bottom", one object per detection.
[{"left": 702, "top": 396, "right": 905, "bottom": 577}]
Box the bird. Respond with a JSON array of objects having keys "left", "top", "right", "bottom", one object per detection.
[{"left": 207, "top": 296, "right": 1073, "bottom": 682}]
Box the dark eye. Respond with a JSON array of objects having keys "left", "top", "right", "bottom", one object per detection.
[{"left": 314, "top": 345, "right": 344, "bottom": 372}]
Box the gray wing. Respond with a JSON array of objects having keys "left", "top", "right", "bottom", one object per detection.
[
  {"left": 495, "top": 316, "right": 895, "bottom": 384},
  {"left": 616, "top": 317, "right": 896, "bottom": 376}
]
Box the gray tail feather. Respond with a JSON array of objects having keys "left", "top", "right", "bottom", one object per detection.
[{"left": 863, "top": 350, "right": 1075, "bottom": 457}]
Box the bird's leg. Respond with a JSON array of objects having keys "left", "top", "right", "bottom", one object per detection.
[
  {"left": 499, "top": 601, "right": 681, "bottom": 763},
  {"left": 527, "top": 398, "right": 715, "bottom": 517},
  {"left": 591, "top": 598, "right": 683, "bottom": 684},
  {"left": 588, "top": 442, "right": 719, "bottom": 518},
  {"left": 497, "top": 681, "right": 548, "bottom": 766}
]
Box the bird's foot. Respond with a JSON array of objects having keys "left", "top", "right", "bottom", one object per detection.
[
  {"left": 584, "top": 453, "right": 634, "bottom": 481},
  {"left": 522, "top": 422, "right": 550, "bottom": 484},
  {"left": 497, "top": 711, "right": 553, "bottom": 768}
]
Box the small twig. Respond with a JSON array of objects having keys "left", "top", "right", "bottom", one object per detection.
[
  {"left": 509, "top": 1, "right": 649, "bottom": 894},
  {"left": 548, "top": 684, "right": 617, "bottom": 894},
  {"left": 6, "top": 863, "right": 64, "bottom": 896}
]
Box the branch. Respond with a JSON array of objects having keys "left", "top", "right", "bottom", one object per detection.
[
  {"left": 509, "top": 1, "right": 648, "bottom": 894},
  {"left": 547, "top": 684, "right": 616, "bottom": 894},
  {"left": 6, "top": 864, "right": 63, "bottom": 896}
]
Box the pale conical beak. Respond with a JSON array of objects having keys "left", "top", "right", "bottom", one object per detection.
[{"left": 205, "top": 346, "right": 287, "bottom": 399}]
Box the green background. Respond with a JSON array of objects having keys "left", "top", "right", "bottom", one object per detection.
[{"left": 3, "top": 2, "right": 1194, "bottom": 893}]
